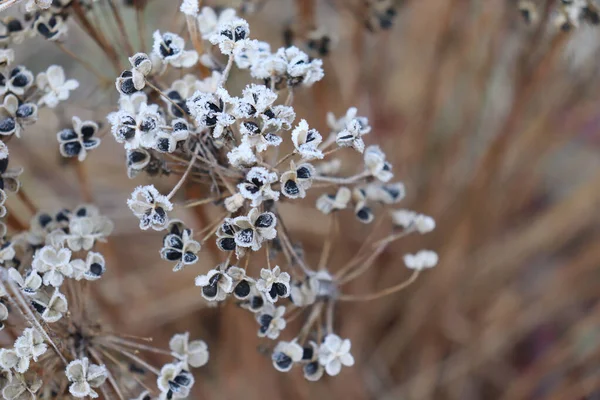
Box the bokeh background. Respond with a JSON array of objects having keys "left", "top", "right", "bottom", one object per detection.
[{"left": 6, "top": 0, "right": 600, "bottom": 398}]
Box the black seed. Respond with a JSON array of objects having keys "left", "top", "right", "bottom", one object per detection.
[
  {"left": 245, "top": 183, "right": 260, "bottom": 194},
  {"left": 250, "top": 295, "right": 263, "bottom": 310},
  {"left": 120, "top": 127, "right": 136, "bottom": 141},
  {"left": 302, "top": 347, "right": 314, "bottom": 361},
  {"left": 173, "top": 121, "right": 187, "bottom": 131},
  {"left": 356, "top": 207, "right": 372, "bottom": 222},
  {"left": 383, "top": 186, "right": 400, "bottom": 200},
  {"left": 167, "top": 91, "right": 182, "bottom": 101},
  {"left": 269, "top": 285, "right": 277, "bottom": 300},
  {"left": 11, "top": 73, "right": 29, "bottom": 87},
  {"left": 296, "top": 167, "right": 311, "bottom": 179},
  {"left": 284, "top": 180, "right": 300, "bottom": 196},
  {"left": 221, "top": 223, "right": 234, "bottom": 236},
  {"left": 164, "top": 249, "right": 182, "bottom": 261},
  {"left": 0, "top": 118, "right": 14, "bottom": 133},
  {"left": 234, "top": 25, "right": 247, "bottom": 41},
  {"left": 274, "top": 282, "right": 287, "bottom": 296},
  {"left": 255, "top": 213, "right": 274, "bottom": 228},
  {"left": 56, "top": 210, "right": 69, "bottom": 222},
  {"left": 80, "top": 125, "right": 95, "bottom": 138},
  {"left": 157, "top": 138, "right": 170, "bottom": 153},
  {"left": 234, "top": 280, "right": 250, "bottom": 298},
  {"left": 202, "top": 284, "right": 218, "bottom": 298},
  {"left": 174, "top": 373, "right": 191, "bottom": 386},
  {"left": 129, "top": 151, "right": 147, "bottom": 165},
  {"left": 36, "top": 23, "right": 53, "bottom": 38},
  {"left": 182, "top": 252, "right": 197, "bottom": 263},
  {"left": 119, "top": 78, "right": 137, "bottom": 95},
  {"left": 139, "top": 118, "right": 156, "bottom": 132},
  {"left": 306, "top": 130, "right": 316, "bottom": 142},
  {"left": 304, "top": 361, "right": 319, "bottom": 376},
  {"left": 263, "top": 109, "right": 275, "bottom": 119},
  {"left": 89, "top": 262, "right": 104, "bottom": 276},
  {"left": 220, "top": 29, "right": 233, "bottom": 40},
  {"left": 219, "top": 237, "right": 236, "bottom": 251},
  {"left": 246, "top": 104, "right": 257, "bottom": 116},
  {"left": 59, "top": 129, "right": 77, "bottom": 141},
  {"left": 32, "top": 301, "right": 46, "bottom": 314},
  {"left": 16, "top": 104, "right": 34, "bottom": 118},
  {"left": 205, "top": 114, "right": 217, "bottom": 126},
  {"left": 7, "top": 19, "right": 23, "bottom": 33},
  {"left": 62, "top": 141, "right": 82, "bottom": 157},
  {"left": 242, "top": 121, "right": 260, "bottom": 135},
  {"left": 273, "top": 352, "right": 293, "bottom": 370},
  {"left": 159, "top": 41, "right": 175, "bottom": 58},
  {"left": 38, "top": 213, "right": 52, "bottom": 227},
  {"left": 259, "top": 314, "right": 273, "bottom": 332},
  {"left": 166, "top": 234, "right": 184, "bottom": 249},
  {"left": 237, "top": 228, "right": 254, "bottom": 244},
  {"left": 120, "top": 70, "right": 133, "bottom": 78},
  {"left": 76, "top": 208, "right": 87, "bottom": 217},
  {"left": 132, "top": 55, "right": 146, "bottom": 67}
]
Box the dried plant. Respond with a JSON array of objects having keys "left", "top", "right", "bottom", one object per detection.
[{"left": 0, "top": 0, "right": 599, "bottom": 399}]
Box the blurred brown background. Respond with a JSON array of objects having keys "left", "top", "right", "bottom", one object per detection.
[{"left": 7, "top": 0, "right": 600, "bottom": 398}]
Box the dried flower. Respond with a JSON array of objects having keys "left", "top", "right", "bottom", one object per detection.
[
  {"left": 127, "top": 185, "right": 174, "bottom": 231},
  {"left": 152, "top": 31, "right": 198, "bottom": 68},
  {"left": 403, "top": 250, "right": 439, "bottom": 270},
  {"left": 318, "top": 334, "right": 354, "bottom": 376},
  {"left": 291, "top": 119, "right": 323, "bottom": 160},
  {"left": 256, "top": 266, "right": 290, "bottom": 303},
  {"left": 32, "top": 245, "right": 73, "bottom": 287},
  {"left": 169, "top": 332, "right": 209, "bottom": 368},
  {"left": 280, "top": 161, "right": 315, "bottom": 199},
  {"left": 57, "top": 116, "right": 101, "bottom": 162},
  {"left": 7, "top": 268, "right": 42, "bottom": 296},
  {"left": 272, "top": 341, "right": 303, "bottom": 372},
  {"left": 256, "top": 303, "right": 286, "bottom": 339},
  {"left": 160, "top": 227, "right": 201, "bottom": 272},
  {"left": 195, "top": 267, "right": 233, "bottom": 301},
  {"left": 36, "top": 65, "right": 79, "bottom": 108},
  {"left": 31, "top": 288, "right": 68, "bottom": 323},
  {"left": 65, "top": 358, "right": 108, "bottom": 398},
  {"left": 156, "top": 363, "right": 194, "bottom": 399},
  {"left": 238, "top": 166, "right": 280, "bottom": 207}
]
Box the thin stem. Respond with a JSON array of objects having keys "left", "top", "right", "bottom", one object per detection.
[
  {"left": 185, "top": 14, "right": 211, "bottom": 77},
  {"left": 266, "top": 241, "right": 272, "bottom": 270},
  {"left": 219, "top": 56, "right": 234, "bottom": 86},
  {"left": 337, "top": 228, "right": 415, "bottom": 284},
  {"left": 298, "top": 303, "right": 323, "bottom": 344},
  {"left": 285, "top": 88, "right": 294, "bottom": 106},
  {"left": 182, "top": 194, "right": 227, "bottom": 208},
  {"left": 318, "top": 214, "right": 336, "bottom": 270},
  {"left": 100, "top": 341, "right": 160, "bottom": 375},
  {"left": 325, "top": 299, "right": 335, "bottom": 334},
  {"left": 166, "top": 145, "right": 199, "bottom": 200},
  {"left": 55, "top": 43, "right": 110, "bottom": 85},
  {"left": 0, "top": 0, "right": 23, "bottom": 13},
  {"left": 338, "top": 270, "right": 420, "bottom": 302},
  {"left": 322, "top": 147, "right": 342, "bottom": 157},
  {"left": 135, "top": 1, "right": 147, "bottom": 53},
  {"left": 313, "top": 171, "right": 369, "bottom": 185},
  {"left": 108, "top": 0, "right": 134, "bottom": 56},
  {"left": 274, "top": 151, "right": 296, "bottom": 168},
  {"left": 104, "top": 336, "right": 173, "bottom": 356},
  {"left": 16, "top": 189, "right": 37, "bottom": 218}
]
